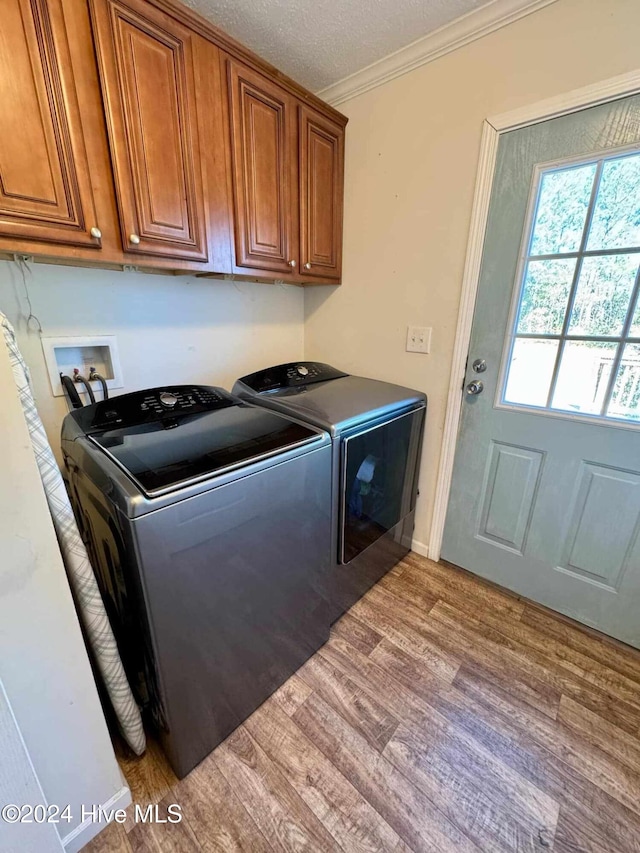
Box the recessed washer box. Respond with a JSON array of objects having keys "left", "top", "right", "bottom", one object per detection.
[{"left": 42, "top": 335, "right": 124, "bottom": 398}]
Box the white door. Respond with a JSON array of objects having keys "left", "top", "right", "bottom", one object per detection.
[{"left": 442, "top": 94, "right": 640, "bottom": 647}]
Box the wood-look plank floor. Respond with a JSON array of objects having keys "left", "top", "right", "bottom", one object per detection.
[{"left": 84, "top": 554, "right": 640, "bottom": 852}]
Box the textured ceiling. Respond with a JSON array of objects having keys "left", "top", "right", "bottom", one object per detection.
[{"left": 182, "top": 0, "right": 490, "bottom": 92}]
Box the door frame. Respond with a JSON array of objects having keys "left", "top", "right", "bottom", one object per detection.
[{"left": 429, "top": 68, "right": 640, "bottom": 562}]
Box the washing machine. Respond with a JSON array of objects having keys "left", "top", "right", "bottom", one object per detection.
[
  {"left": 233, "top": 363, "right": 426, "bottom": 620},
  {"left": 62, "top": 385, "right": 332, "bottom": 778}
]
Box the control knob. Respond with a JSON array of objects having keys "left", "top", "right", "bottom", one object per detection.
[
  {"left": 159, "top": 392, "right": 179, "bottom": 408},
  {"left": 296, "top": 365, "right": 309, "bottom": 376}
]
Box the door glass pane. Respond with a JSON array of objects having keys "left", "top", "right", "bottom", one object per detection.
[
  {"left": 502, "top": 148, "right": 640, "bottom": 425},
  {"left": 551, "top": 341, "right": 617, "bottom": 414},
  {"left": 529, "top": 163, "right": 596, "bottom": 255},
  {"left": 630, "top": 296, "right": 640, "bottom": 336},
  {"left": 607, "top": 344, "right": 640, "bottom": 421},
  {"left": 587, "top": 153, "right": 640, "bottom": 250},
  {"left": 568, "top": 254, "right": 639, "bottom": 337},
  {"left": 517, "top": 259, "right": 576, "bottom": 334},
  {"left": 504, "top": 338, "right": 559, "bottom": 407}
]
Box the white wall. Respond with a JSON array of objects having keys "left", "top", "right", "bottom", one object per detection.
[
  {"left": 0, "top": 332, "right": 125, "bottom": 846},
  {"left": 304, "top": 0, "right": 640, "bottom": 554},
  {"left": 0, "top": 261, "right": 304, "bottom": 462},
  {"left": 0, "top": 680, "right": 64, "bottom": 853}
]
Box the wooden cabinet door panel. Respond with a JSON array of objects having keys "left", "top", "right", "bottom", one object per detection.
[
  {"left": 0, "top": 0, "right": 100, "bottom": 247},
  {"left": 90, "top": 0, "right": 207, "bottom": 261},
  {"left": 299, "top": 106, "right": 344, "bottom": 280},
  {"left": 227, "top": 60, "right": 295, "bottom": 274}
]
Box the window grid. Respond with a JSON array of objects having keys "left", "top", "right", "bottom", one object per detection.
[{"left": 504, "top": 150, "right": 640, "bottom": 423}]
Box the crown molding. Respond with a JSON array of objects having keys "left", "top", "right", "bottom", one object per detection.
[{"left": 316, "top": 0, "right": 558, "bottom": 106}]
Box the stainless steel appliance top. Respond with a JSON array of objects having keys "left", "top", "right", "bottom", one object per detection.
[{"left": 233, "top": 363, "right": 426, "bottom": 435}]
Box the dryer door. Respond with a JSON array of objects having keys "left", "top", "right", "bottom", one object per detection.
[{"left": 340, "top": 407, "right": 425, "bottom": 564}]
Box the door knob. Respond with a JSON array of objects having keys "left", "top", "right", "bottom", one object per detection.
[
  {"left": 304, "top": 262, "right": 311, "bottom": 270},
  {"left": 466, "top": 380, "right": 484, "bottom": 396},
  {"left": 90, "top": 226, "right": 102, "bottom": 239},
  {"left": 288, "top": 259, "right": 297, "bottom": 267},
  {"left": 129, "top": 234, "right": 141, "bottom": 245},
  {"left": 472, "top": 358, "right": 487, "bottom": 373}
]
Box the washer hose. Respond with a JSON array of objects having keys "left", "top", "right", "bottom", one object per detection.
[
  {"left": 89, "top": 367, "right": 109, "bottom": 400},
  {"left": 73, "top": 369, "right": 96, "bottom": 405},
  {"left": 60, "top": 373, "right": 84, "bottom": 409}
]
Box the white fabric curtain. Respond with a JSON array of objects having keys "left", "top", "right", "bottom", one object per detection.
[{"left": 1, "top": 312, "right": 145, "bottom": 755}]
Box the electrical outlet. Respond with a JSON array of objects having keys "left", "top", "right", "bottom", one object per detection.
[{"left": 406, "top": 326, "right": 431, "bottom": 354}]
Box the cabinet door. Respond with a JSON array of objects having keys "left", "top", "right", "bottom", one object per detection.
[
  {"left": 299, "top": 106, "right": 344, "bottom": 281},
  {"left": 90, "top": 0, "right": 207, "bottom": 261},
  {"left": 227, "top": 60, "right": 296, "bottom": 274},
  {"left": 0, "top": 0, "right": 100, "bottom": 248}
]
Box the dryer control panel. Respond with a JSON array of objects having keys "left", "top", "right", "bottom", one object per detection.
[{"left": 237, "top": 362, "right": 348, "bottom": 393}]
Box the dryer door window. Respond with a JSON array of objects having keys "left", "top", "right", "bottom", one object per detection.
[{"left": 340, "top": 408, "right": 424, "bottom": 564}]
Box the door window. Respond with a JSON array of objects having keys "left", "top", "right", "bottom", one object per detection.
[{"left": 502, "top": 150, "right": 640, "bottom": 423}]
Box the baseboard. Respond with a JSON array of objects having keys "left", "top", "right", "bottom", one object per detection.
[
  {"left": 61, "top": 786, "right": 131, "bottom": 853},
  {"left": 411, "top": 539, "right": 438, "bottom": 563}
]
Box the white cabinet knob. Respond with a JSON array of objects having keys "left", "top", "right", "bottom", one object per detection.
[
  {"left": 304, "top": 262, "right": 311, "bottom": 270},
  {"left": 90, "top": 226, "right": 102, "bottom": 239},
  {"left": 129, "top": 234, "right": 141, "bottom": 245},
  {"left": 288, "top": 259, "right": 296, "bottom": 267}
]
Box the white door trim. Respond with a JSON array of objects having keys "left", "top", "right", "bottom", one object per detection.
[{"left": 429, "top": 68, "right": 640, "bottom": 563}]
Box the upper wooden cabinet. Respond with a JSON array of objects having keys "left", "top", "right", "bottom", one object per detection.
[
  {"left": 227, "top": 61, "right": 296, "bottom": 276},
  {"left": 0, "top": 0, "right": 101, "bottom": 248},
  {"left": 0, "top": 0, "right": 346, "bottom": 280},
  {"left": 225, "top": 58, "right": 346, "bottom": 281},
  {"left": 90, "top": 0, "right": 208, "bottom": 261},
  {"left": 299, "top": 106, "right": 344, "bottom": 281}
]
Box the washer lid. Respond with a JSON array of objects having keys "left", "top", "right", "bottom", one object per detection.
[
  {"left": 237, "top": 374, "right": 426, "bottom": 434},
  {"left": 89, "top": 403, "right": 322, "bottom": 497}
]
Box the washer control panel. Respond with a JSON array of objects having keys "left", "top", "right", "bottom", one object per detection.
[
  {"left": 87, "top": 386, "right": 232, "bottom": 430},
  {"left": 239, "top": 362, "right": 348, "bottom": 393},
  {"left": 159, "top": 391, "right": 178, "bottom": 408}
]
